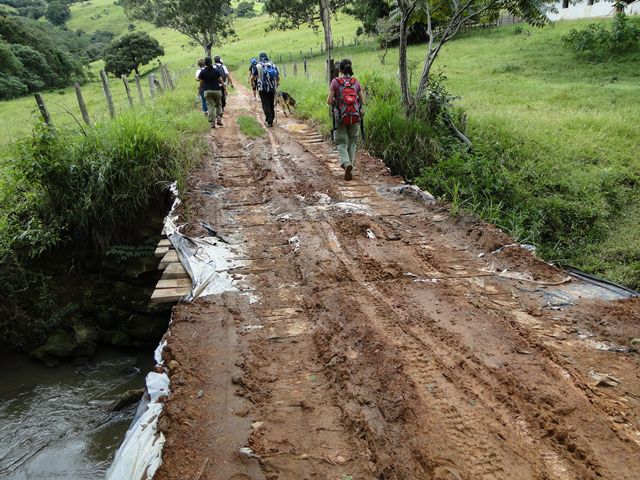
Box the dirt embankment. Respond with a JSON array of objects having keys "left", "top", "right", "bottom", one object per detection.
[{"left": 154, "top": 87, "right": 640, "bottom": 480}]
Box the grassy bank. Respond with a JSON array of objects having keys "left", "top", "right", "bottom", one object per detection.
[
  {"left": 277, "top": 20, "right": 640, "bottom": 288},
  {"left": 0, "top": 76, "right": 209, "bottom": 346}
]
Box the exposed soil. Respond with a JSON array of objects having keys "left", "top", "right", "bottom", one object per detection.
[{"left": 154, "top": 86, "right": 640, "bottom": 480}]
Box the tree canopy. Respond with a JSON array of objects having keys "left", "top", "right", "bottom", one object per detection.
[
  {"left": 0, "top": 14, "right": 85, "bottom": 99},
  {"left": 121, "top": 0, "right": 235, "bottom": 56},
  {"left": 45, "top": 1, "right": 70, "bottom": 25},
  {"left": 393, "top": 0, "right": 552, "bottom": 115},
  {"left": 103, "top": 31, "right": 164, "bottom": 77}
]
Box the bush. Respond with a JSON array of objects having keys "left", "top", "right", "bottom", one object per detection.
[
  {"left": 0, "top": 73, "right": 28, "bottom": 99},
  {"left": 2, "top": 87, "right": 207, "bottom": 259},
  {"left": 236, "top": 0, "right": 256, "bottom": 17},
  {"left": 563, "top": 13, "right": 640, "bottom": 59},
  {"left": 45, "top": 0, "right": 71, "bottom": 26}
]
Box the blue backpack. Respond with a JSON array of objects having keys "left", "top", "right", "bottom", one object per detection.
[{"left": 259, "top": 62, "right": 278, "bottom": 92}]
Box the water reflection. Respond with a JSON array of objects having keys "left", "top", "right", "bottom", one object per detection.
[{"left": 0, "top": 349, "right": 152, "bottom": 479}]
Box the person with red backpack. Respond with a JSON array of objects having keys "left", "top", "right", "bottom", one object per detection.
[{"left": 327, "top": 59, "right": 365, "bottom": 181}]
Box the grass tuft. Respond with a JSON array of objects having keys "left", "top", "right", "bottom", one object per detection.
[{"left": 237, "top": 114, "right": 266, "bottom": 138}]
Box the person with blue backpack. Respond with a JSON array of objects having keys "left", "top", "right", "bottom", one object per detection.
[
  {"left": 248, "top": 58, "right": 258, "bottom": 100},
  {"left": 253, "top": 52, "right": 280, "bottom": 127},
  {"left": 327, "top": 59, "right": 366, "bottom": 181}
]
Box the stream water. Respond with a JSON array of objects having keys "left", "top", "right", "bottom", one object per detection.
[{"left": 0, "top": 348, "right": 153, "bottom": 479}]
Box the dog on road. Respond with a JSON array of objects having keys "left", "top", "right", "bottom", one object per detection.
[{"left": 276, "top": 91, "right": 296, "bottom": 117}]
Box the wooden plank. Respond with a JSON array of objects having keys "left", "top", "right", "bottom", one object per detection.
[
  {"left": 151, "top": 286, "right": 190, "bottom": 303},
  {"left": 162, "top": 263, "right": 190, "bottom": 279},
  {"left": 158, "top": 250, "right": 179, "bottom": 269},
  {"left": 156, "top": 278, "right": 192, "bottom": 289},
  {"left": 158, "top": 238, "right": 172, "bottom": 247},
  {"left": 155, "top": 246, "right": 170, "bottom": 258}
]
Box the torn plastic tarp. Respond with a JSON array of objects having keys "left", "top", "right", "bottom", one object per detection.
[
  {"left": 164, "top": 214, "right": 247, "bottom": 301},
  {"left": 105, "top": 372, "right": 169, "bottom": 480}
]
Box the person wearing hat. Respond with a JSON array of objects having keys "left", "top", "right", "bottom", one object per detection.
[{"left": 253, "top": 52, "right": 279, "bottom": 127}]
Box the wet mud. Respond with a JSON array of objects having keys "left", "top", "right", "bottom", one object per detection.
[{"left": 154, "top": 87, "right": 640, "bottom": 480}]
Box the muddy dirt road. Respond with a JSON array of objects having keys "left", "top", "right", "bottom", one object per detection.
[{"left": 154, "top": 87, "right": 640, "bottom": 480}]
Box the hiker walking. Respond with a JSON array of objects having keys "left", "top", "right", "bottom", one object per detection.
[
  {"left": 214, "top": 55, "right": 233, "bottom": 114},
  {"left": 195, "top": 58, "right": 207, "bottom": 116},
  {"left": 253, "top": 52, "right": 279, "bottom": 127},
  {"left": 327, "top": 59, "right": 365, "bottom": 181},
  {"left": 248, "top": 58, "right": 258, "bottom": 100},
  {"left": 198, "top": 57, "right": 224, "bottom": 128}
]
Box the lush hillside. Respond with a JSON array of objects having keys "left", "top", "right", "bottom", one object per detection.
[{"left": 0, "top": 0, "right": 638, "bottom": 287}]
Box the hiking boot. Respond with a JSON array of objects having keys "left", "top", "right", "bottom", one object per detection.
[
  {"left": 217, "top": 118, "right": 223, "bottom": 126},
  {"left": 210, "top": 123, "right": 216, "bottom": 129},
  {"left": 267, "top": 122, "right": 273, "bottom": 127},
  {"left": 344, "top": 165, "right": 353, "bottom": 181}
]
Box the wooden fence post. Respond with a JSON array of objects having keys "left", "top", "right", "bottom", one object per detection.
[
  {"left": 163, "top": 64, "right": 174, "bottom": 90},
  {"left": 282, "top": 64, "right": 287, "bottom": 78},
  {"left": 100, "top": 70, "right": 115, "bottom": 118},
  {"left": 74, "top": 82, "right": 91, "bottom": 125},
  {"left": 34, "top": 93, "right": 52, "bottom": 126},
  {"left": 158, "top": 64, "right": 168, "bottom": 91},
  {"left": 122, "top": 75, "right": 134, "bottom": 106},
  {"left": 134, "top": 74, "right": 144, "bottom": 104},
  {"left": 293, "top": 62, "right": 298, "bottom": 76},
  {"left": 304, "top": 58, "right": 308, "bottom": 77},
  {"left": 149, "top": 73, "right": 156, "bottom": 98}
]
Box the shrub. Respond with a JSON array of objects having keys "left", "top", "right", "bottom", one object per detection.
[
  {"left": 563, "top": 13, "right": 640, "bottom": 59},
  {"left": 45, "top": 0, "right": 71, "bottom": 26},
  {"left": 0, "top": 73, "right": 28, "bottom": 99}
]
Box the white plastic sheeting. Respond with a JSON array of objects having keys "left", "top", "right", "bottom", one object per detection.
[
  {"left": 105, "top": 372, "right": 170, "bottom": 480},
  {"left": 106, "top": 181, "right": 254, "bottom": 479},
  {"left": 163, "top": 212, "right": 247, "bottom": 301}
]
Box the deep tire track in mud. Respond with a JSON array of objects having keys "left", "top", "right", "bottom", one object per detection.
[{"left": 155, "top": 87, "right": 640, "bottom": 480}]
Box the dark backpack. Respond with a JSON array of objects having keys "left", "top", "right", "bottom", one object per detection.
[
  {"left": 215, "top": 64, "right": 227, "bottom": 83},
  {"left": 259, "top": 62, "right": 278, "bottom": 92},
  {"left": 335, "top": 77, "right": 361, "bottom": 125}
]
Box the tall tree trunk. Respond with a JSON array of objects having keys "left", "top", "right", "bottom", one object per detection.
[
  {"left": 398, "top": 4, "right": 414, "bottom": 113},
  {"left": 319, "top": 0, "right": 333, "bottom": 51},
  {"left": 319, "top": 0, "right": 334, "bottom": 83}
]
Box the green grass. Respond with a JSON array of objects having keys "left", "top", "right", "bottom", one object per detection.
[
  {"left": 0, "top": 2, "right": 638, "bottom": 288},
  {"left": 237, "top": 114, "right": 265, "bottom": 138},
  {"left": 269, "top": 21, "right": 640, "bottom": 288}
]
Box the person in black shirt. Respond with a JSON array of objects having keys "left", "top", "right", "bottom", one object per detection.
[{"left": 198, "top": 57, "right": 224, "bottom": 127}]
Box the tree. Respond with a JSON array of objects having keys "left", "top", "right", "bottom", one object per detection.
[
  {"left": 102, "top": 31, "right": 164, "bottom": 76},
  {"left": 236, "top": 1, "right": 256, "bottom": 17},
  {"left": 344, "top": 0, "right": 390, "bottom": 34},
  {"left": 45, "top": 1, "right": 70, "bottom": 25},
  {"left": 395, "top": 0, "right": 551, "bottom": 115},
  {"left": 121, "top": 0, "right": 235, "bottom": 57},
  {"left": 264, "top": 0, "right": 350, "bottom": 53}
]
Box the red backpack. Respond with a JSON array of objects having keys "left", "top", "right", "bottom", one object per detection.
[{"left": 336, "top": 77, "right": 361, "bottom": 126}]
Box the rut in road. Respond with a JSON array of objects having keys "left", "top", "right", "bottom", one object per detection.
[{"left": 154, "top": 86, "right": 640, "bottom": 480}]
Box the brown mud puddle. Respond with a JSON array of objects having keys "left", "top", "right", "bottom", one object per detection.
[{"left": 154, "top": 87, "right": 640, "bottom": 480}]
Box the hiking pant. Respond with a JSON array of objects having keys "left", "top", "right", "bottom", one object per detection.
[
  {"left": 221, "top": 88, "right": 227, "bottom": 112},
  {"left": 199, "top": 88, "right": 208, "bottom": 113},
  {"left": 335, "top": 123, "right": 360, "bottom": 168},
  {"left": 204, "top": 90, "right": 223, "bottom": 124},
  {"left": 259, "top": 90, "right": 276, "bottom": 124}
]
